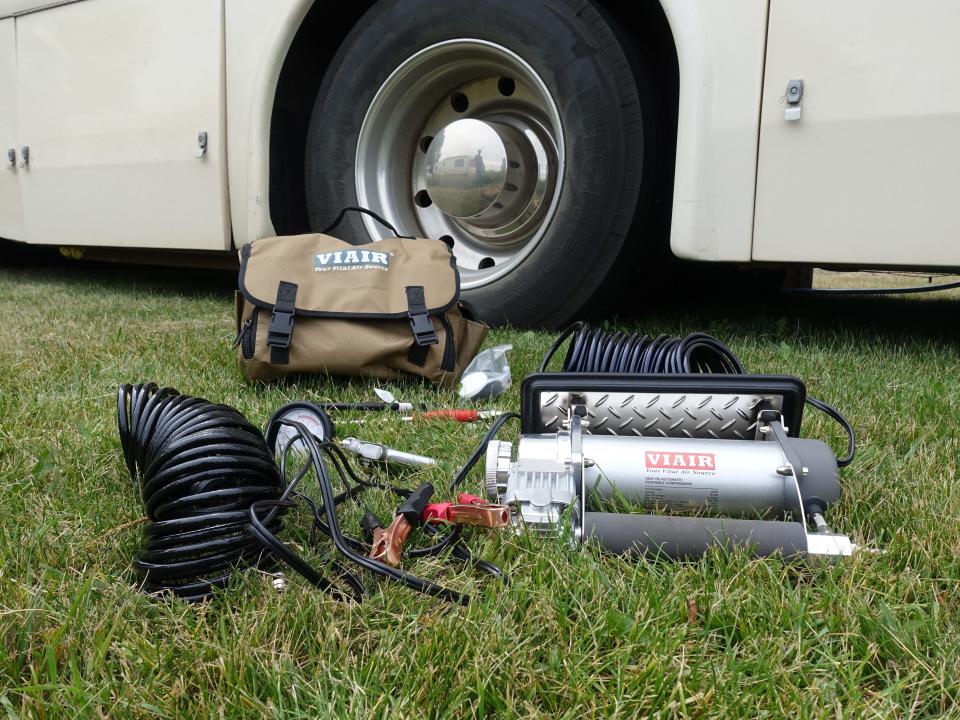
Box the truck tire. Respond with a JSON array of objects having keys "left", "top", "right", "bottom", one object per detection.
[{"left": 304, "top": 0, "right": 651, "bottom": 327}]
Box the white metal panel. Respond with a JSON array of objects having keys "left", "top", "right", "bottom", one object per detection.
[
  {"left": 225, "top": 0, "right": 312, "bottom": 247},
  {"left": 16, "top": 0, "right": 230, "bottom": 249},
  {"left": 0, "top": 17, "right": 25, "bottom": 240},
  {"left": 659, "top": 0, "right": 769, "bottom": 262},
  {"left": 753, "top": 0, "right": 960, "bottom": 267}
]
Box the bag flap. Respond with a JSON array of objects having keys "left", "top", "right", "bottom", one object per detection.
[{"left": 238, "top": 234, "right": 460, "bottom": 318}]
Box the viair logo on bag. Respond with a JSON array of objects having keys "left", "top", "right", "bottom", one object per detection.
[{"left": 314, "top": 249, "right": 391, "bottom": 272}]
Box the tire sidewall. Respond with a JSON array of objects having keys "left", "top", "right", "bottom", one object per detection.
[{"left": 305, "top": 0, "right": 643, "bottom": 326}]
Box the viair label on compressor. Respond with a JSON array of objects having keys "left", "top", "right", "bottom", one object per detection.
[
  {"left": 642, "top": 451, "right": 719, "bottom": 512},
  {"left": 644, "top": 452, "right": 716, "bottom": 471}
]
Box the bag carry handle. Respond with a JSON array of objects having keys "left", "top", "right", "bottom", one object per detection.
[{"left": 321, "top": 206, "right": 415, "bottom": 240}]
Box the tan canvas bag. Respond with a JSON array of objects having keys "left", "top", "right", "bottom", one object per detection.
[{"left": 234, "top": 211, "right": 487, "bottom": 386}]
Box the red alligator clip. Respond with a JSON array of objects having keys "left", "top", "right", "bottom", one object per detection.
[{"left": 422, "top": 493, "right": 511, "bottom": 529}]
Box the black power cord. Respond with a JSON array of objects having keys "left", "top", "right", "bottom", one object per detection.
[
  {"left": 117, "top": 383, "right": 284, "bottom": 602},
  {"left": 247, "top": 408, "right": 508, "bottom": 604},
  {"left": 449, "top": 412, "right": 521, "bottom": 494},
  {"left": 540, "top": 323, "right": 855, "bottom": 468}
]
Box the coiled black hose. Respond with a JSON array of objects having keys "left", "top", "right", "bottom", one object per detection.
[
  {"left": 540, "top": 323, "right": 855, "bottom": 468},
  {"left": 539, "top": 322, "right": 744, "bottom": 374},
  {"left": 117, "top": 383, "right": 284, "bottom": 602}
]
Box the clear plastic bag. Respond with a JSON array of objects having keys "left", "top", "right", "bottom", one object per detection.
[{"left": 458, "top": 344, "right": 512, "bottom": 400}]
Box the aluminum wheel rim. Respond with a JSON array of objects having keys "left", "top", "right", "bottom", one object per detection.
[{"left": 355, "top": 39, "right": 565, "bottom": 289}]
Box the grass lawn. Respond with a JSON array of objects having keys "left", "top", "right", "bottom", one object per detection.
[{"left": 1, "top": 260, "right": 959, "bottom": 718}]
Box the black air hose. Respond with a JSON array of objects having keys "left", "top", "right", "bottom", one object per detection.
[
  {"left": 539, "top": 322, "right": 744, "bottom": 374},
  {"left": 117, "top": 383, "right": 284, "bottom": 602}
]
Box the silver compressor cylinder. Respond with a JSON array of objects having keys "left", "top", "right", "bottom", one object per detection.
[
  {"left": 485, "top": 412, "right": 846, "bottom": 558},
  {"left": 580, "top": 435, "right": 836, "bottom": 516}
]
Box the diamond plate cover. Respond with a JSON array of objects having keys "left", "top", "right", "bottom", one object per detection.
[{"left": 538, "top": 391, "right": 784, "bottom": 439}]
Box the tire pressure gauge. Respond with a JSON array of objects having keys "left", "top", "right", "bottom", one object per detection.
[{"left": 265, "top": 402, "right": 335, "bottom": 456}]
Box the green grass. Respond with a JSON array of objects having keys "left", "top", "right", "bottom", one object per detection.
[{"left": 2, "top": 261, "right": 960, "bottom": 718}]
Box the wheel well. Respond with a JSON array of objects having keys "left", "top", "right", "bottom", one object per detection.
[
  {"left": 269, "top": 2, "right": 376, "bottom": 235},
  {"left": 268, "top": 0, "right": 679, "bottom": 242},
  {"left": 594, "top": 0, "right": 679, "bottom": 263}
]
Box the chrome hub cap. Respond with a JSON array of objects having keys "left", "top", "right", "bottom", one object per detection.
[{"left": 355, "top": 40, "right": 564, "bottom": 288}]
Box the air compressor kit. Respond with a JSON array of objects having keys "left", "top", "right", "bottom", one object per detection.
[
  {"left": 116, "top": 324, "right": 860, "bottom": 607},
  {"left": 115, "top": 207, "right": 861, "bottom": 604}
]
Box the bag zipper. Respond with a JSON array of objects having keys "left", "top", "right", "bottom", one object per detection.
[
  {"left": 438, "top": 314, "right": 456, "bottom": 372},
  {"left": 232, "top": 318, "right": 250, "bottom": 349},
  {"left": 233, "top": 312, "right": 258, "bottom": 360}
]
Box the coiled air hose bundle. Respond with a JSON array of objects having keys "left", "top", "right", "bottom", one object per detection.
[
  {"left": 118, "top": 384, "right": 504, "bottom": 604},
  {"left": 540, "top": 322, "right": 746, "bottom": 375},
  {"left": 117, "top": 383, "right": 284, "bottom": 602}
]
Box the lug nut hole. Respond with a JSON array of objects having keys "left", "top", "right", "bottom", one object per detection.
[
  {"left": 497, "top": 77, "right": 516, "bottom": 96},
  {"left": 439, "top": 235, "right": 454, "bottom": 248},
  {"left": 478, "top": 257, "right": 495, "bottom": 270},
  {"left": 450, "top": 92, "right": 469, "bottom": 113},
  {"left": 415, "top": 190, "right": 433, "bottom": 208}
]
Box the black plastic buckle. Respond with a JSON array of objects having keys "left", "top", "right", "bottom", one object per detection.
[
  {"left": 267, "top": 309, "right": 294, "bottom": 348},
  {"left": 408, "top": 311, "right": 438, "bottom": 346}
]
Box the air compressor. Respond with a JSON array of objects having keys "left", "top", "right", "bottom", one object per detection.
[{"left": 485, "top": 373, "right": 857, "bottom": 559}]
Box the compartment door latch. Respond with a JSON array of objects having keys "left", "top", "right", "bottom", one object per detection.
[{"left": 784, "top": 79, "right": 803, "bottom": 121}]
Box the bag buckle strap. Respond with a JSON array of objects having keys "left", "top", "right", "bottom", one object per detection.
[
  {"left": 406, "top": 285, "right": 438, "bottom": 347},
  {"left": 409, "top": 313, "right": 438, "bottom": 346},
  {"left": 267, "top": 311, "right": 294, "bottom": 349},
  {"left": 267, "top": 282, "right": 298, "bottom": 361}
]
